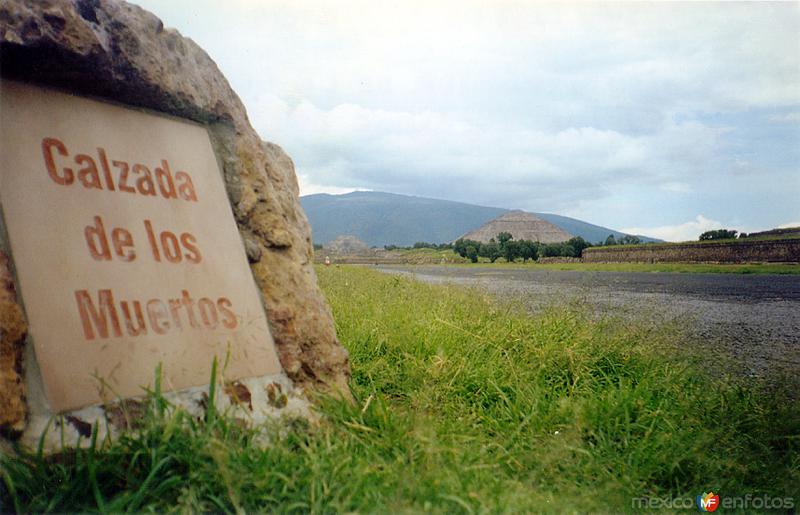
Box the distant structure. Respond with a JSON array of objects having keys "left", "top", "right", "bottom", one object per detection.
[
  {"left": 459, "top": 210, "right": 573, "bottom": 243},
  {"left": 324, "top": 235, "right": 371, "bottom": 255},
  {"left": 743, "top": 227, "right": 800, "bottom": 239}
]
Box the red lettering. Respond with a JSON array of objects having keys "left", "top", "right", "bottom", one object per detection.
[
  {"left": 134, "top": 164, "right": 156, "bottom": 196},
  {"left": 144, "top": 220, "right": 161, "bottom": 262},
  {"left": 84, "top": 216, "right": 112, "bottom": 261},
  {"left": 161, "top": 231, "right": 181, "bottom": 263},
  {"left": 120, "top": 300, "right": 147, "bottom": 336},
  {"left": 42, "top": 137, "right": 73, "bottom": 185},
  {"left": 217, "top": 298, "right": 237, "bottom": 329},
  {"left": 155, "top": 160, "right": 177, "bottom": 199},
  {"left": 181, "top": 233, "right": 202, "bottom": 263},
  {"left": 75, "top": 154, "right": 101, "bottom": 189},
  {"left": 111, "top": 228, "right": 135, "bottom": 262},
  {"left": 146, "top": 299, "right": 171, "bottom": 335},
  {"left": 181, "top": 290, "right": 200, "bottom": 328},
  {"left": 96, "top": 147, "right": 116, "bottom": 191},
  {"left": 40, "top": 142, "right": 198, "bottom": 202},
  {"left": 175, "top": 171, "right": 198, "bottom": 202},
  {"left": 74, "top": 289, "right": 122, "bottom": 340},
  {"left": 168, "top": 298, "right": 184, "bottom": 329},
  {"left": 198, "top": 298, "right": 218, "bottom": 329},
  {"left": 75, "top": 290, "right": 238, "bottom": 338},
  {"left": 114, "top": 160, "right": 135, "bottom": 193}
]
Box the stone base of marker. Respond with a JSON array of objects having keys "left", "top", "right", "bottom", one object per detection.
[
  {"left": 21, "top": 364, "right": 310, "bottom": 451},
  {"left": 0, "top": 0, "right": 351, "bottom": 451}
]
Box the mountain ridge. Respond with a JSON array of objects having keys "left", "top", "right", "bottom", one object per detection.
[{"left": 300, "top": 191, "right": 659, "bottom": 247}]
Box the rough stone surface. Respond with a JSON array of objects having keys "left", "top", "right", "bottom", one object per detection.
[
  {"left": 0, "top": 0, "right": 351, "bottom": 433},
  {"left": 19, "top": 372, "right": 311, "bottom": 451},
  {"left": 461, "top": 210, "right": 573, "bottom": 244},
  {"left": 0, "top": 251, "right": 27, "bottom": 433}
]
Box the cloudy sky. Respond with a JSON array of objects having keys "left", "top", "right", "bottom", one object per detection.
[{"left": 134, "top": 0, "right": 799, "bottom": 241}]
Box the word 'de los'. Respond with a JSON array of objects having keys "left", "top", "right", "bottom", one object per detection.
[{"left": 84, "top": 216, "right": 202, "bottom": 264}]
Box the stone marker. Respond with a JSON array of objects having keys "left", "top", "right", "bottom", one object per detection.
[
  {"left": 1, "top": 80, "right": 282, "bottom": 412},
  {"left": 0, "top": 0, "right": 350, "bottom": 448}
]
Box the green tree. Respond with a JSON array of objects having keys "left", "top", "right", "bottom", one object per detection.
[
  {"left": 618, "top": 235, "right": 641, "bottom": 245},
  {"left": 519, "top": 240, "right": 538, "bottom": 262},
  {"left": 566, "top": 236, "right": 590, "bottom": 257},
  {"left": 479, "top": 240, "right": 501, "bottom": 263},
  {"left": 453, "top": 239, "right": 465, "bottom": 257},
  {"left": 699, "top": 229, "right": 738, "bottom": 241},
  {"left": 497, "top": 232, "right": 513, "bottom": 246},
  {"left": 454, "top": 239, "right": 481, "bottom": 260},
  {"left": 604, "top": 234, "right": 617, "bottom": 246},
  {"left": 465, "top": 244, "right": 479, "bottom": 263},
  {"left": 502, "top": 240, "right": 521, "bottom": 263}
]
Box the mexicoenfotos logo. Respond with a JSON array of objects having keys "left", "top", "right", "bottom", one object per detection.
[
  {"left": 632, "top": 492, "right": 794, "bottom": 510},
  {"left": 696, "top": 492, "right": 720, "bottom": 512}
]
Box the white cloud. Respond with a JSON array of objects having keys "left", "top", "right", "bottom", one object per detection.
[
  {"left": 621, "top": 215, "right": 726, "bottom": 242},
  {"left": 296, "top": 174, "right": 368, "bottom": 196},
  {"left": 770, "top": 112, "right": 800, "bottom": 124},
  {"left": 659, "top": 182, "right": 692, "bottom": 194},
  {"left": 249, "top": 97, "right": 726, "bottom": 214},
  {"left": 133, "top": 0, "right": 800, "bottom": 231},
  {"left": 777, "top": 221, "right": 800, "bottom": 229}
]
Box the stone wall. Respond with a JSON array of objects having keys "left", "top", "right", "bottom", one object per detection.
[
  {"left": 582, "top": 239, "right": 800, "bottom": 264},
  {"left": 0, "top": 0, "right": 350, "bottom": 436},
  {"left": 744, "top": 227, "right": 800, "bottom": 239}
]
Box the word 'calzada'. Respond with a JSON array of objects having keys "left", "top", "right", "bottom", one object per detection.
[
  {"left": 42, "top": 137, "right": 198, "bottom": 201},
  {"left": 75, "top": 289, "right": 237, "bottom": 340}
]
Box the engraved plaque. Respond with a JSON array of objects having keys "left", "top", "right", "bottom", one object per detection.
[{"left": 0, "top": 81, "right": 281, "bottom": 412}]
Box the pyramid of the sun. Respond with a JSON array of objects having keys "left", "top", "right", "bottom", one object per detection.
[{"left": 460, "top": 210, "right": 573, "bottom": 243}]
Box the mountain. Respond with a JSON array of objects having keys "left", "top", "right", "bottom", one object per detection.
[
  {"left": 300, "top": 191, "right": 658, "bottom": 247},
  {"left": 461, "top": 211, "right": 573, "bottom": 243},
  {"left": 532, "top": 212, "right": 653, "bottom": 246}
]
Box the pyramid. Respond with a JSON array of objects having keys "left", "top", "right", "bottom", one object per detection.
[
  {"left": 324, "top": 235, "right": 371, "bottom": 255},
  {"left": 460, "top": 210, "right": 573, "bottom": 243}
]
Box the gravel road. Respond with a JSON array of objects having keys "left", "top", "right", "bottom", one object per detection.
[{"left": 375, "top": 265, "right": 800, "bottom": 383}]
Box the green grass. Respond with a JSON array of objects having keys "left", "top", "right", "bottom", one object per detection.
[
  {"left": 2, "top": 266, "right": 798, "bottom": 512},
  {"left": 447, "top": 261, "right": 800, "bottom": 274}
]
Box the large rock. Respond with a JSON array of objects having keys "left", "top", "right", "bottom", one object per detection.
[
  {"left": 0, "top": 0, "right": 350, "bottom": 434},
  {"left": 0, "top": 251, "right": 27, "bottom": 433}
]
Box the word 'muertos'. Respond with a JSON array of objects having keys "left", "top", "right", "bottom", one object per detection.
[{"left": 74, "top": 289, "right": 237, "bottom": 340}]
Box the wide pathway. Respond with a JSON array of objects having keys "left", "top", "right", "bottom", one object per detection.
[{"left": 376, "top": 265, "right": 800, "bottom": 382}]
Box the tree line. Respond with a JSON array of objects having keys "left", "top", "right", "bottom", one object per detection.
[{"left": 453, "top": 232, "right": 643, "bottom": 263}]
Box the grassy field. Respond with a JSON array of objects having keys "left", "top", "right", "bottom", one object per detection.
[
  {"left": 2, "top": 266, "right": 798, "bottom": 512},
  {"left": 325, "top": 248, "right": 800, "bottom": 273}
]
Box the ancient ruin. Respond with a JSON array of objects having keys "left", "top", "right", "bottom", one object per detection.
[{"left": 460, "top": 210, "right": 573, "bottom": 243}]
